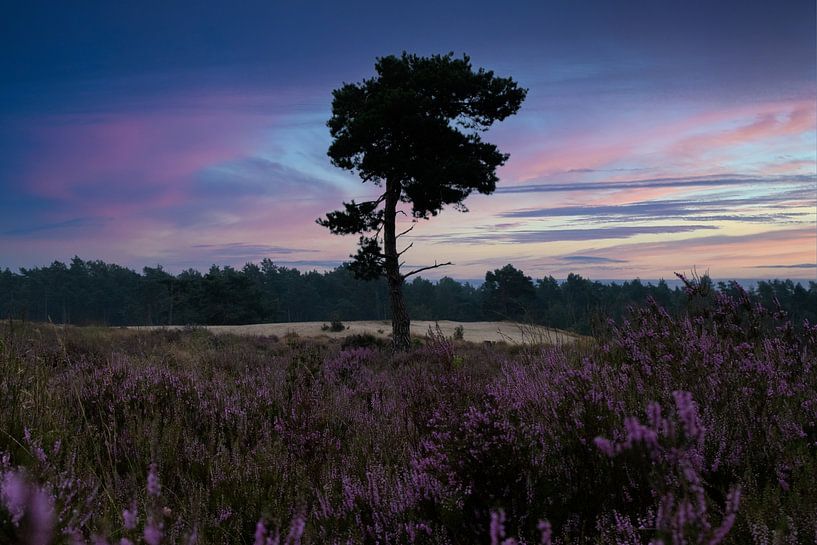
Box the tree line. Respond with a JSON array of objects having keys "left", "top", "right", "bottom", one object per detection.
[{"left": 1, "top": 257, "right": 814, "bottom": 335}]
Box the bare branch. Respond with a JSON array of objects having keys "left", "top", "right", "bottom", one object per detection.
[
  {"left": 369, "top": 193, "right": 386, "bottom": 206},
  {"left": 397, "top": 242, "right": 414, "bottom": 257},
  {"left": 401, "top": 261, "right": 453, "bottom": 280},
  {"left": 396, "top": 224, "right": 415, "bottom": 239}
]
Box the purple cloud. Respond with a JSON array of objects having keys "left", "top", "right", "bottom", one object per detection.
[
  {"left": 560, "top": 255, "right": 628, "bottom": 264},
  {"left": 751, "top": 263, "right": 816, "bottom": 269},
  {"left": 500, "top": 191, "right": 812, "bottom": 225},
  {"left": 421, "top": 224, "right": 718, "bottom": 245},
  {"left": 496, "top": 174, "right": 815, "bottom": 195},
  {"left": 3, "top": 217, "right": 112, "bottom": 237}
]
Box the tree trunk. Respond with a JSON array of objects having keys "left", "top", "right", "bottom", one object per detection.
[{"left": 383, "top": 180, "right": 411, "bottom": 351}]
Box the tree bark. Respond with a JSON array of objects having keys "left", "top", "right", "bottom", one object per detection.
[{"left": 383, "top": 180, "right": 411, "bottom": 351}]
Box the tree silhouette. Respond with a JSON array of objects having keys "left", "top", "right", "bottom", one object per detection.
[
  {"left": 318, "top": 52, "right": 527, "bottom": 350},
  {"left": 482, "top": 264, "right": 537, "bottom": 321}
]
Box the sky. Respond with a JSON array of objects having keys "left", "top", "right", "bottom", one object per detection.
[{"left": 1, "top": 0, "right": 815, "bottom": 281}]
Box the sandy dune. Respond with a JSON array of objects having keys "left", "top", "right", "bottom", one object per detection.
[{"left": 134, "top": 320, "right": 580, "bottom": 345}]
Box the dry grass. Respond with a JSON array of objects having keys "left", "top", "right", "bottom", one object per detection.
[{"left": 130, "top": 319, "right": 582, "bottom": 345}]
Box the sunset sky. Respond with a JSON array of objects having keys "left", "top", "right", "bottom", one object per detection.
[{"left": 1, "top": 0, "right": 815, "bottom": 281}]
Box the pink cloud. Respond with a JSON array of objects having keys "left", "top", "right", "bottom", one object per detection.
[
  {"left": 670, "top": 106, "right": 817, "bottom": 160},
  {"left": 571, "top": 227, "right": 816, "bottom": 278},
  {"left": 498, "top": 98, "right": 816, "bottom": 188},
  {"left": 21, "top": 105, "right": 271, "bottom": 218},
  {"left": 2, "top": 89, "right": 352, "bottom": 270}
]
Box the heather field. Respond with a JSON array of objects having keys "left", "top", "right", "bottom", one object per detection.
[{"left": 1, "top": 279, "right": 816, "bottom": 544}]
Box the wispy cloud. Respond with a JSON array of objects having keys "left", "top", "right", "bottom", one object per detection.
[
  {"left": 500, "top": 191, "right": 812, "bottom": 225},
  {"left": 559, "top": 255, "right": 628, "bottom": 264},
  {"left": 194, "top": 157, "right": 339, "bottom": 201},
  {"left": 263, "top": 259, "right": 345, "bottom": 269},
  {"left": 191, "top": 243, "right": 319, "bottom": 258},
  {"left": 553, "top": 227, "right": 817, "bottom": 277},
  {"left": 2, "top": 217, "right": 111, "bottom": 237},
  {"left": 496, "top": 174, "right": 815, "bottom": 194},
  {"left": 421, "top": 224, "right": 718, "bottom": 245},
  {"left": 751, "top": 263, "right": 816, "bottom": 269}
]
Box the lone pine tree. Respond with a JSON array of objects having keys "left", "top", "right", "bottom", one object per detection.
[{"left": 318, "top": 52, "right": 526, "bottom": 350}]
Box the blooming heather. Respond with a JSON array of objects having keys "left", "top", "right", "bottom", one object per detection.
[
  {"left": 1, "top": 470, "right": 27, "bottom": 525},
  {"left": 144, "top": 517, "right": 163, "bottom": 545},
  {"left": 147, "top": 464, "right": 161, "bottom": 498},
  {"left": 0, "top": 278, "right": 814, "bottom": 543},
  {"left": 123, "top": 504, "right": 138, "bottom": 530}
]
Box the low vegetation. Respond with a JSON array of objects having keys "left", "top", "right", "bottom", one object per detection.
[
  {"left": 1, "top": 277, "right": 815, "bottom": 543},
  {"left": 321, "top": 319, "right": 346, "bottom": 333}
]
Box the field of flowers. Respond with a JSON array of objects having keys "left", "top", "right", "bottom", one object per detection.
[{"left": 1, "top": 278, "right": 816, "bottom": 544}]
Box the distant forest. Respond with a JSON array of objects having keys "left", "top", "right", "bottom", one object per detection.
[{"left": 1, "top": 257, "right": 815, "bottom": 335}]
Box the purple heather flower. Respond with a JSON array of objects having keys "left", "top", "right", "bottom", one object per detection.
[
  {"left": 123, "top": 504, "right": 138, "bottom": 530},
  {"left": 623, "top": 417, "right": 658, "bottom": 449},
  {"left": 144, "top": 518, "right": 163, "bottom": 545},
  {"left": 254, "top": 520, "right": 267, "bottom": 545},
  {"left": 33, "top": 446, "right": 47, "bottom": 464},
  {"left": 286, "top": 514, "right": 306, "bottom": 545},
  {"left": 490, "top": 510, "right": 505, "bottom": 545},
  {"left": 646, "top": 401, "right": 663, "bottom": 431},
  {"left": 146, "top": 463, "right": 161, "bottom": 497},
  {"left": 538, "top": 520, "right": 552, "bottom": 545},
  {"left": 594, "top": 437, "right": 616, "bottom": 457},
  {"left": 29, "top": 487, "right": 55, "bottom": 545},
  {"left": 1, "top": 470, "right": 28, "bottom": 526},
  {"left": 673, "top": 390, "right": 703, "bottom": 442}
]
